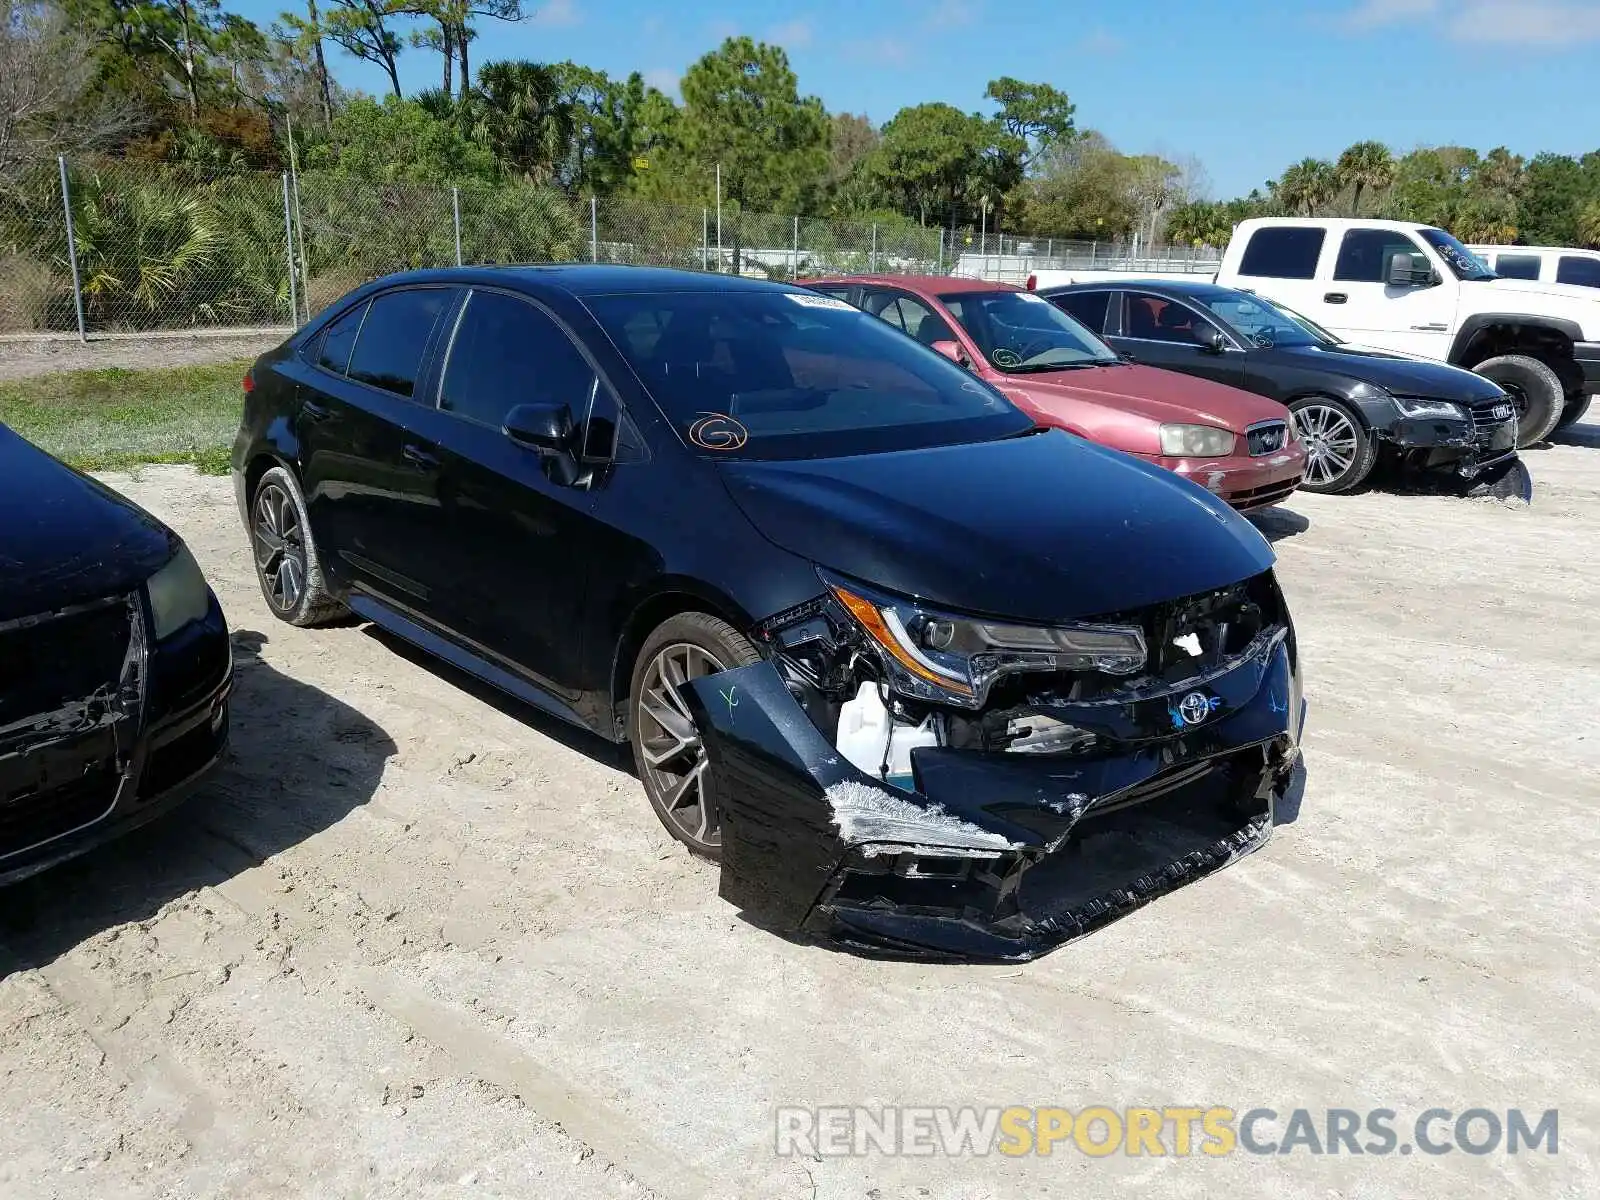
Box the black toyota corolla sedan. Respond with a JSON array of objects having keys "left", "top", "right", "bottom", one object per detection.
[
  {"left": 0, "top": 426, "right": 232, "bottom": 884},
  {"left": 233, "top": 265, "right": 1305, "bottom": 961},
  {"left": 1042, "top": 279, "right": 1522, "bottom": 496}
]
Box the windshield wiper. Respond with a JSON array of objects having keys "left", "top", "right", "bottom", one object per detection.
[{"left": 1006, "top": 361, "right": 1113, "bottom": 374}]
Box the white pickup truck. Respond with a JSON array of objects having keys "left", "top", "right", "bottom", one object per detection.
[{"left": 1028, "top": 217, "right": 1600, "bottom": 441}]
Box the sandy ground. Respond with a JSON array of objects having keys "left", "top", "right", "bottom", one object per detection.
[
  {"left": 3, "top": 423, "right": 1599, "bottom": 1199},
  {"left": 0, "top": 333, "right": 284, "bottom": 382}
]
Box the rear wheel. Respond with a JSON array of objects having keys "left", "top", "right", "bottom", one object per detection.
[
  {"left": 1473, "top": 355, "right": 1564, "bottom": 445},
  {"left": 251, "top": 466, "right": 345, "bottom": 627},
  {"left": 1288, "top": 397, "right": 1377, "bottom": 494},
  {"left": 1554, "top": 394, "right": 1592, "bottom": 433},
  {"left": 628, "top": 612, "right": 760, "bottom": 860}
]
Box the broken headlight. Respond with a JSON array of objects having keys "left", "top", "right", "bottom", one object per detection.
[
  {"left": 1394, "top": 396, "right": 1466, "bottom": 419},
  {"left": 822, "top": 571, "right": 1146, "bottom": 709},
  {"left": 146, "top": 543, "right": 210, "bottom": 640}
]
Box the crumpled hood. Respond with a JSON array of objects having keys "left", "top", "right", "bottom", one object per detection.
[
  {"left": 0, "top": 424, "right": 175, "bottom": 621},
  {"left": 1469, "top": 277, "right": 1600, "bottom": 338},
  {"left": 716, "top": 428, "right": 1275, "bottom": 622},
  {"left": 1275, "top": 343, "right": 1507, "bottom": 400},
  {"left": 1004, "top": 363, "right": 1287, "bottom": 432}
]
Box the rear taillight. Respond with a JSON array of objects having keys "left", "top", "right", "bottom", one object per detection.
[
  {"left": 242, "top": 369, "right": 255, "bottom": 394},
  {"left": 1026, "top": 274, "right": 1036, "bottom": 290}
]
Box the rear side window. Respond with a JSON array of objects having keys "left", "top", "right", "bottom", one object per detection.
[
  {"left": 1053, "top": 291, "right": 1109, "bottom": 332},
  {"left": 317, "top": 302, "right": 367, "bottom": 375},
  {"left": 1238, "top": 227, "right": 1325, "bottom": 279},
  {"left": 1494, "top": 254, "right": 1542, "bottom": 280},
  {"left": 346, "top": 288, "right": 450, "bottom": 398},
  {"left": 440, "top": 290, "right": 598, "bottom": 428},
  {"left": 1557, "top": 256, "right": 1600, "bottom": 288},
  {"left": 1334, "top": 229, "right": 1426, "bottom": 283}
]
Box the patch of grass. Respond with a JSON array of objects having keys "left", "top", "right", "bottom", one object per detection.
[{"left": 0, "top": 358, "right": 251, "bottom": 475}]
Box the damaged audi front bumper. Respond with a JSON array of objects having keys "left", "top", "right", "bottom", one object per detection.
[
  {"left": 681, "top": 575, "right": 1305, "bottom": 963},
  {"left": 0, "top": 592, "right": 232, "bottom": 886}
]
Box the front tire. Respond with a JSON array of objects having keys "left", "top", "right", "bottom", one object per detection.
[
  {"left": 1288, "top": 397, "right": 1377, "bottom": 494},
  {"left": 250, "top": 465, "right": 345, "bottom": 627},
  {"left": 1473, "top": 355, "right": 1564, "bottom": 445},
  {"left": 628, "top": 612, "right": 760, "bottom": 860}
]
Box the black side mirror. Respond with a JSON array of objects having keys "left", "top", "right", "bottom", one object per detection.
[
  {"left": 1200, "top": 326, "right": 1227, "bottom": 354},
  {"left": 503, "top": 402, "right": 574, "bottom": 454}
]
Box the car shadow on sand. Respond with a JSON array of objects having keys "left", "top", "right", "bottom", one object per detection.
[
  {"left": 358, "top": 626, "right": 634, "bottom": 774},
  {"left": 0, "top": 629, "right": 397, "bottom": 974},
  {"left": 1549, "top": 422, "right": 1600, "bottom": 449},
  {"left": 1248, "top": 506, "right": 1310, "bottom": 543}
]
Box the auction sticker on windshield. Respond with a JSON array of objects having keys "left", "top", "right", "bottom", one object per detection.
[{"left": 787, "top": 293, "right": 857, "bottom": 311}]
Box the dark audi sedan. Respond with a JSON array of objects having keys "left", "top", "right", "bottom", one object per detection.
[
  {"left": 233, "top": 265, "right": 1305, "bottom": 961},
  {"left": 1, "top": 426, "right": 232, "bottom": 884},
  {"left": 1043, "top": 280, "right": 1521, "bottom": 495}
]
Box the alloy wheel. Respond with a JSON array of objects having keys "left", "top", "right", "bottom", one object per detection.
[
  {"left": 1292, "top": 404, "right": 1360, "bottom": 488},
  {"left": 253, "top": 483, "right": 307, "bottom": 613},
  {"left": 636, "top": 642, "right": 727, "bottom": 847}
]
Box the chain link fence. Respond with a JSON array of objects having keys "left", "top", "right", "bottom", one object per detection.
[{"left": 0, "top": 158, "right": 1221, "bottom": 337}]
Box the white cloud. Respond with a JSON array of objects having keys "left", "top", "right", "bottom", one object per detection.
[
  {"left": 928, "top": 0, "right": 976, "bottom": 27},
  {"left": 843, "top": 36, "right": 911, "bottom": 66},
  {"left": 1080, "top": 27, "right": 1124, "bottom": 53},
  {"left": 766, "top": 18, "right": 813, "bottom": 48},
  {"left": 1341, "top": 0, "right": 1600, "bottom": 43},
  {"left": 529, "top": 0, "right": 579, "bottom": 27}
]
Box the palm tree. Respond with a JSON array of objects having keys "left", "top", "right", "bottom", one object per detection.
[
  {"left": 1276, "top": 158, "right": 1337, "bottom": 217},
  {"left": 1335, "top": 141, "right": 1395, "bottom": 217},
  {"left": 466, "top": 61, "right": 574, "bottom": 185},
  {"left": 1578, "top": 200, "right": 1600, "bottom": 249}
]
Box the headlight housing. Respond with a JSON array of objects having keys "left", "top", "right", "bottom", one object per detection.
[
  {"left": 1158, "top": 424, "right": 1236, "bottom": 457},
  {"left": 146, "top": 543, "right": 211, "bottom": 639},
  {"left": 823, "top": 572, "right": 1147, "bottom": 708},
  {"left": 1394, "top": 396, "right": 1467, "bottom": 419}
]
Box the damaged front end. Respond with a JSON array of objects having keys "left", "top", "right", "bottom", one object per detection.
[{"left": 681, "top": 571, "right": 1305, "bottom": 962}]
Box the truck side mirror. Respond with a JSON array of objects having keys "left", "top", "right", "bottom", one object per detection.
[{"left": 1388, "top": 253, "right": 1423, "bottom": 288}]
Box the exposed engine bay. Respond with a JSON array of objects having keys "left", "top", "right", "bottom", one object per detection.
[{"left": 682, "top": 570, "right": 1304, "bottom": 961}]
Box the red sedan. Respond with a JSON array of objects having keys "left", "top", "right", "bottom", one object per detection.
[{"left": 808, "top": 275, "right": 1306, "bottom": 512}]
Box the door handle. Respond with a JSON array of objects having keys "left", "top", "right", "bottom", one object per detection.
[
  {"left": 1409, "top": 323, "right": 1449, "bottom": 332},
  {"left": 301, "top": 399, "right": 331, "bottom": 421},
  {"left": 1323, "top": 292, "right": 1347, "bottom": 304},
  {"left": 401, "top": 443, "right": 439, "bottom": 470}
]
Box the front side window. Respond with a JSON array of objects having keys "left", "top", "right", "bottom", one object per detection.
[
  {"left": 585, "top": 289, "right": 1030, "bottom": 460},
  {"left": 1124, "top": 293, "right": 1224, "bottom": 346},
  {"left": 940, "top": 289, "right": 1119, "bottom": 372},
  {"left": 1195, "top": 291, "right": 1321, "bottom": 348},
  {"left": 1557, "top": 255, "right": 1600, "bottom": 288},
  {"left": 317, "top": 301, "right": 367, "bottom": 376},
  {"left": 1237, "top": 227, "right": 1325, "bottom": 279},
  {"left": 441, "top": 290, "right": 599, "bottom": 429},
  {"left": 345, "top": 288, "right": 450, "bottom": 398},
  {"left": 1334, "top": 229, "right": 1430, "bottom": 283},
  {"left": 864, "top": 289, "right": 958, "bottom": 348},
  {"left": 1494, "top": 253, "right": 1542, "bottom": 281}
]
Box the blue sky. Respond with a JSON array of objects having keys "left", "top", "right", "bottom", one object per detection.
[{"left": 238, "top": 0, "right": 1600, "bottom": 198}]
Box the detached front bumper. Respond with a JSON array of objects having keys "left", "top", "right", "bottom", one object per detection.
[
  {"left": 1148, "top": 445, "right": 1306, "bottom": 513},
  {"left": 682, "top": 629, "right": 1304, "bottom": 963}
]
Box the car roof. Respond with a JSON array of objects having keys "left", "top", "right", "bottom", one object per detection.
[
  {"left": 360, "top": 263, "right": 806, "bottom": 297},
  {"left": 1236, "top": 216, "right": 1442, "bottom": 234},
  {"left": 1467, "top": 244, "right": 1600, "bottom": 256},
  {"left": 1043, "top": 278, "right": 1239, "bottom": 301},
  {"left": 808, "top": 274, "right": 1022, "bottom": 294}
]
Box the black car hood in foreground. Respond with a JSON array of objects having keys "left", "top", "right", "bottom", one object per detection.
[
  {"left": 1269, "top": 342, "right": 1506, "bottom": 400},
  {"left": 715, "top": 429, "right": 1275, "bottom": 623},
  {"left": 0, "top": 425, "right": 175, "bottom": 621}
]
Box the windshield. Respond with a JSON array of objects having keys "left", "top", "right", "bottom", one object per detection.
[
  {"left": 939, "top": 289, "right": 1120, "bottom": 373},
  {"left": 1419, "top": 228, "right": 1497, "bottom": 281},
  {"left": 584, "top": 290, "right": 1034, "bottom": 460},
  {"left": 1196, "top": 291, "right": 1326, "bottom": 349}
]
